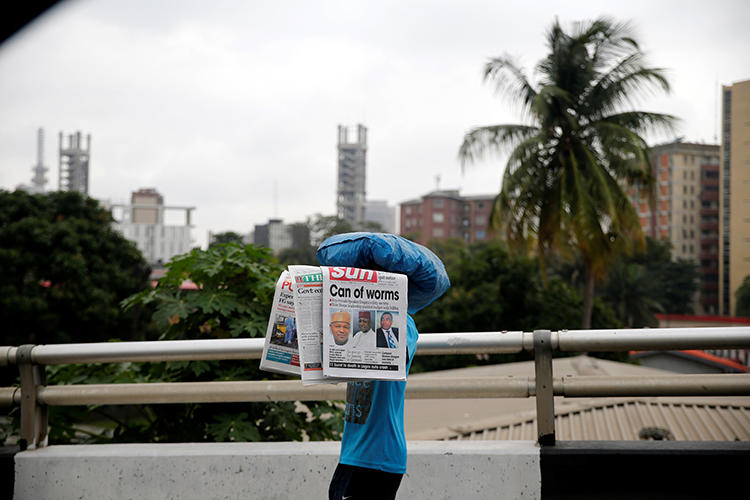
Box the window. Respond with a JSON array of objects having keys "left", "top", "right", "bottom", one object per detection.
[
  {"left": 405, "top": 206, "right": 412, "bottom": 215},
  {"left": 432, "top": 228, "right": 444, "bottom": 238},
  {"left": 683, "top": 186, "right": 688, "bottom": 194},
  {"left": 432, "top": 212, "right": 444, "bottom": 223},
  {"left": 433, "top": 198, "right": 444, "bottom": 208},
  {"left": 476, "top": 230, "right": 486, "bottom": 239},
  {"left": 475, "top": 215, "right": 486, "bottom": 225}
]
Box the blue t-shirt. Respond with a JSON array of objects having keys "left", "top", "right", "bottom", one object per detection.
[{"left": 339, "top": 314, "right": 418, "bottom": 474}]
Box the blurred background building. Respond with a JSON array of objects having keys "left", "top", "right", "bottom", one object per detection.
[
  {"left": 109, "top": 188, "right": 195, "bottom": 265},
  {"left": 336, "top": 124, "right": 367, "bottom": 226},
  {"left": 719, "top": 79, "right": 750, "bottom": 316},
  {"left": 399, "top": 190, "right": 495, "bottom": 246},
  {"left": 58, "top": 131, "right": 91, "bottom": 195},
  {"left": 629, "top": 141, "right": 721, "bottom": 314}
]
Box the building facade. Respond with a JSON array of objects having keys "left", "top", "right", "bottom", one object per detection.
[
  {"left": 253, "top": 218, "right": 310, "bottom": 254},
  {"left": 629, "top": 141, "right": 720, "bottom": 314},
  {"left": 399, "top": 190, "right": 495, "bottom": 246},
  {"left": 336, "top": 124, "right": 367, "bottom": 226},
  {"left": 363, "top": 200, "right": 396, "bottom": 233},
  {"left": 719, "top": 79, "right": 750, "bottom": 316},
  {"left": 109, "top": 188, "right": 195, "bottom": 265}
]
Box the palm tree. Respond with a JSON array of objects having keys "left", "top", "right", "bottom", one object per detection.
[{"left": 459, "top": 18, "right": 676, "bottom": 328}]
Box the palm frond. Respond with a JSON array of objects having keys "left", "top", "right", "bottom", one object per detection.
[
  {"left": 483, "top": 56, "right": 538, "bottom": 111},
  {"left": 458, "top": 124, "right": 539, "bottom": 168}
]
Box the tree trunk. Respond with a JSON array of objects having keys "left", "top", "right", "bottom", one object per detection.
[{"left": 582, "top": 268, "right": 595, "bottom": 330}]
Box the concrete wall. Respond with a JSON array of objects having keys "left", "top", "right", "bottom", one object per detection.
[{"left": 14, "top": 441, "right": 541, "bottom": 500}]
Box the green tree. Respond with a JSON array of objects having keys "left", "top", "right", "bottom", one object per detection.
[
  {"left": 735, "top": 275, "right": 750, "bottom": 318},
  {"left": 308, "top": 214, "right": 354, "bottom": 246},
  {"left": 0, "top": 189, "right": 151, "bottom": 346},
  {"left": 459, "top": 18, "right": 676, "bottom": 329},
  {"left": 600, "top": 261, "right": 662, "bottom": 327},
  {"left": 3, "top": 243, "right": 342, "bottom": 445},
  {"left": 632, "top": 238, "right": 698, "bottom": 315},
  {"left": 209, "top": 231, "right": 245, "bottom": 246},
  {"left": 115, "top": 243, "right": 340, "bottom": 443},
  {"left": 412, "top": 239, "right": 621, "bottom": 372}
]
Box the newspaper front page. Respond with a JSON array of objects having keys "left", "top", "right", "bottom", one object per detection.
[
  {"left": 259, "top": 270, "right": 300, "bottom": 376},
  {"left": 288, "top": 265, "right": 346, "bottom": 385},
  {"left": 321, "top": 266, "right": 408, "bottom": 381}
]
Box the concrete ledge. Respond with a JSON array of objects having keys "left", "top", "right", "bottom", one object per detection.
[{"left": 14, "top": 441, "right": 541, "bottom": 500}]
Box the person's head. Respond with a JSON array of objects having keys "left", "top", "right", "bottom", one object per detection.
[
  {"left": 358, "top": 311, "right": 371, "bottom": 332},
  {"left": 330, "top": 311, "right": 351, "bottom": 345},
  {"left": 380, "top": 312, "right": 393, "bottom": 331}
]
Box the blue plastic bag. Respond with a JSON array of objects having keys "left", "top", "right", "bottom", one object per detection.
[{"left": 316, "top": 232, "right": 450, "bottom": 314}]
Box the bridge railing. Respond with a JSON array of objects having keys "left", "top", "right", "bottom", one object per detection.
[{"left": 2, "top": 327, "right": 750, "bottom": 449}]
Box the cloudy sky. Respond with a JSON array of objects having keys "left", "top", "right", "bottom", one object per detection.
[{"left": 1, "top": 0, "right": 749, "bottom": 247}]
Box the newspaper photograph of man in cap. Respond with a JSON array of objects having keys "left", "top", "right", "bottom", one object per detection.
[
  {"left": 351, "top": 310, "right": 376, "bottom": 349},
  {"left": 329, "top": 310, "right": 351, "bottom": 346}
]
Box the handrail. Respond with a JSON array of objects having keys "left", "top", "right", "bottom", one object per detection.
[
  {"left": 2, "top": 327, "right": 750, "bottom": 449},
  {"left": 3, "top": 327, "right": 749, "bottom": 365}
]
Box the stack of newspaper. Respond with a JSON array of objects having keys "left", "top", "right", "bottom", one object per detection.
[{"left": 260, "top": 265, "right": 408, "bottom": 384}]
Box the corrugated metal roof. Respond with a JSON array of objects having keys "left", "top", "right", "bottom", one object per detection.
[{"left": 440, "top": 398, "right": 750, "bottom": 442}]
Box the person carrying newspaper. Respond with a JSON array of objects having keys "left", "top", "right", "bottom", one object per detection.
[{"left": 317, "top": 232, "right": 450, "bottom": 500}]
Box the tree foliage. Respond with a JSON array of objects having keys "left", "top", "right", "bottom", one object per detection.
[
  {"left": 735, "top": 275, "right": 750, "bottom": 318},
  {"left": 459, "top": 18, "right": 676, "bottom": 329},
  {"left": 412, "top": 239, "right": 622, "bottom": 372},
  {"left": 209, "top": 231, "right": 245, "bottom": 246},
  {"left": 4, "top": 243, "right": 342, "bottom": 445},
  {"left": 0, "top": 189, "right": 151, "bottom": 346}
]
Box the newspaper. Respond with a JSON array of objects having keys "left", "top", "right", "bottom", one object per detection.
[
  {"left": 321, "top": 266, "right": 408, "bottom": 381},
  {"left": 287, "top": 265, "right": 346, "bottom": 385},
  {"left": 259, "top": 270, "right": 301, "bottom": 376}
]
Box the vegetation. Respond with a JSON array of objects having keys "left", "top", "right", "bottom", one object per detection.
[
  {"left": 412, "top": 239, "right": 622, "bottom": 372},
  {"left": 736, "top": 275, "right": 750, "bottom": 318},
  {"left": 0, "top": 190, "right": 151, "bottom": 347},
  {"left": 459, "top": 18, "right": 676, "bottom": 328},
  {"left": 209, "top": 231, "right": 245, "bottom": 246},
  {"left": 3, "top": 243, "right": 342, "bottom": 445}
]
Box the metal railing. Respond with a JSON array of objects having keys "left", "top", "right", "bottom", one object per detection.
[{"left": 2, "top": 327, "right": 750, "bottom": 449}]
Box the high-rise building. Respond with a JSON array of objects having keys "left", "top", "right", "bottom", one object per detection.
[
  {"left": 58, "top": 131, "right": 91, "bottom": 195},
  {"left": 253, "top": 218, "right": 310, "bottom": 254},
  {"left": 399, "top": 190, "right": 495, "bottom": 246},
  {"left": 629, "top": 141, "right": 720, "bottom": 314},
  {"left": 336, "top": 124, "right": 367, "bottom": 226},
  {"left": 108, "top": 188, "right": 195, "bottom": 265},
  {"left": 719, "top": 79, "right": 750, "bottom": 316},
  {"left": 363, "top": 200, "right": 396, "bottom": 233}
]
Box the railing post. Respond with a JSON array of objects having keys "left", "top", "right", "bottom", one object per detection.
[
  {"left": 533, "top": 330, "right": 555, "bottom": 446},
  {"left": 17, "top": 344, "right": 47, "bottom": 450}
]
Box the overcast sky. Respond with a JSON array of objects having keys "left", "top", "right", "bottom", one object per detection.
[{"left": 1, "top": 0, "right": 749, "bottom": 248}]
